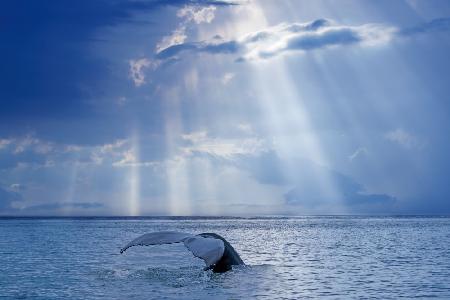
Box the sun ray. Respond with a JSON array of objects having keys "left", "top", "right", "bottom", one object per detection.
[
  {"left": 217, "top": 2, "right": 346, "bottom": 213},
  {"left": 128, "top": 130, "right": 140, "bottom": 216},
  {"left": 164, "top": 88, "right": 192, "bottom": 216}
]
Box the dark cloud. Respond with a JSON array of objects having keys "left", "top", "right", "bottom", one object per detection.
[
  {"left": 156, "top": 40, "right": 240, "bottom": 59},
  {"left": 1, "top": 1, "right": 141, "bottom": 117},
  {"left": 286, "top": 18, "right": 330, "bottom": 32},
  {"left": 4, "top": 202, "right": 105, "bottom": 216},
  {"left": 234, "top": 151, "right": 396, "bottom": 214},
  {"left": 26, "top": 202, "right": 103, "bottom": 211},
  {"left": 286, "top": 28, "right": 360, "bottom": 50},
  {"left": 0, "top": 0, "right": 236, "bottom": 143},
  {"left": 234, "top": 151, "right": 288, "bottom": 185},
  {"left": 285, "top": 171, "right": 396, "bottom": 214},
  {"left": 400, "top": 17, "right": 450, "bottom": 36}
]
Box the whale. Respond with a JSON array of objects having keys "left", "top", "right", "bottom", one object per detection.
[{"left": 120, "top": 231, "right": 244, "bottom": 273}]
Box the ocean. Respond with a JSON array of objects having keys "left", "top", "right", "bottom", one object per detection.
[{"left": 1, "top": 216, "right": 449, "bottom": 299}]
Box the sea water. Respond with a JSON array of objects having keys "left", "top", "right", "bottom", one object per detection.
[{"left": 1, "top": 216, "right": 449, "bottom": 299}]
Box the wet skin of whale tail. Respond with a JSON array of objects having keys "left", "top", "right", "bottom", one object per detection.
[
  {"left": 198, "top": 233, "right": 245, "bottom": 273},
  {"left": 120, "top": 231, "right": 245, "bottom": 273}
]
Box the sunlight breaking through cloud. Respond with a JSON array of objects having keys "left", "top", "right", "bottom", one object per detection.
[
  {"left": 156, "top": 4, "right": 218, "bottom": 53},
  {"left": 3, "top": 0, "right": 450, "bottom": 216},
  {"left": 181, "top": 130, "right": 270, "bottom": 158},
  {"left": 156, "top": 18, "right": 397, "bottom": 61}
]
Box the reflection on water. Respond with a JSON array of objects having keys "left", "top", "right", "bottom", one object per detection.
[{"left": 1, "top": 217, "right": 450, "bottom": 299}]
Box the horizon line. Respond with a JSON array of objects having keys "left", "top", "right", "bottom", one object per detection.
[{"left": 1, "top": 214, "right": 449, "bottom": 219}]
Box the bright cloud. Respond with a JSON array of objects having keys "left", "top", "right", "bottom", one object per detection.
[
  {"left": 129, "top": 58, "right": 154, "bottom": 87},
  {"left": 181, "top": 130, "right": 270, "bottom": 158},
  {"left": 156, "top": 27, "right": 188, "bottom": 53},
  {"left": 156, "top": 19, "right": 397, "bottom": 61},
  {"left": 239, "top": 19, "right": 395, "bottom": 60},
  {"left": 0, "top": 136, "right": 54, "bottom": 155},
  {"left": 177, "top": 5, "right": 217, "bottom": 24},
  {"left": 221, "top": 72, "right": 235, "bottom": 85},
  {"left": 156, "top": 5, "right": 218, "bottom": 53}
]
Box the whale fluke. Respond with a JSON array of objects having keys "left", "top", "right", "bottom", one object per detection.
[{"left": 120, "top": 231, "right": 244, "bottom": 272}]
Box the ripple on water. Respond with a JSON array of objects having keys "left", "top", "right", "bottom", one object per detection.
[{"left": 1, "top": 217, "right": 450, "bottom": 299}]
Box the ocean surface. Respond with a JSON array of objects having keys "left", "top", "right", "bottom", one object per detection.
[{"left": 1, "top": 216, "right": 449, "bottom": 299}]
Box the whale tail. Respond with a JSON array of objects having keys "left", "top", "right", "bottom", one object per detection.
[
  {"left": 120, "top": 231, "right": 244, "bottom": 273},
  {"left": 120, "top": 231, "right": 225, "bottom": 269}
]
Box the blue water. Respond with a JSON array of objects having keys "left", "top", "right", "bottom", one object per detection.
[{"left": 1, "top": 217, "right": 449, "bottom": 299}]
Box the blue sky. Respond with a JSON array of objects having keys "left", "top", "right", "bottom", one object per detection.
[{"left": 1, "top": 0, "right": 450, "bottom": 215}]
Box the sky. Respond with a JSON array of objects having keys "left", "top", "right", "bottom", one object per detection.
[{"left": 1, "top": 0, "right": 450, "bottom": 216}]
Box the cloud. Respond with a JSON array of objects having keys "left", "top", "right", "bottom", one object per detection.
[
  {"left": 129, "top": 58, "right": 156, "bottom": 87},
  {"left": 156, "top": 27, "right": 189, "bottom": 53},
  {"left": 400, "top": 17, "right": 450, "bottom": 36},
  {"left": 0, "top": 135, "right": 127, "bottom": 169},
  {"left": 177, "top": 5, "right": 217, "bottom": 24},
  {"left": 155, "top": 19, "right": 396, "bottom": 61},
  {"left": 285, "top": 174, "right": 396, "bottom": 214},
  {"left": 234, "top": 151, "right": 288, "bottom": 185},
  {"left": 385, "top": 128, "right": 425, "bottom": 149},
  {"left": 0, "top": 134, "right": 167, "bottom": 215},
  {"left": 9, "top": 184, "right": 25, "bottom": 192},
  {"left": 284, "top": 171, "right": 396, "bottom": 214},
  {"left": 156, "top": 40, "right": 240, "bottom": 59},
  {"left": 0, "top": 186, "right": 22, "bottom": 212},
  {"left": 0, "top": 136, "right": 53, "bottom": 155},
  {"left": 154, "top": 17, "right": 450, "bottom": 63},
  {"left": 349, "top": 147, "right": 368, "bottom": 162},
  {"left": 180, "top": 130, "right": 270, "bottom": 158},
  {"left": 5, "top": 202, "right": 104, "bottom": 216},
  {"left": 0, "top": 0, "right": 237, "bottom": 133},
  {"left": 0, "top": 132, "right": 169, "bottom": 172},
  {"left": 144, "top": 2, "right": 232, "bottom": 86},
  {"left": 156, "top": 3, "right": 223, "bottom": 54},
  {"left": 0, "top": 136, "right": 55, "bottom": 169},
  {"left": 221, "top": 72, "right": 235, "bottom": 85},
  {"left": 0, "top": 0, "right": 168, "bottom": 118},
  {"left": 236, "top": 123, "right": 253, "bottom": 134},
  {"left": 12, "top": 135, "right": 53, "bottom": 154},
  {"left": 0, "top": 139, "right": 11, "bottom": 149},
  {"left": 26, "top": 202, "right": 103, "bottom": 211},
  {"left": 249, "top": 21, "right": 387, "bottom": 60},
  {"left": 232, "top": 151, "right": 396, "bottom": 213}
]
